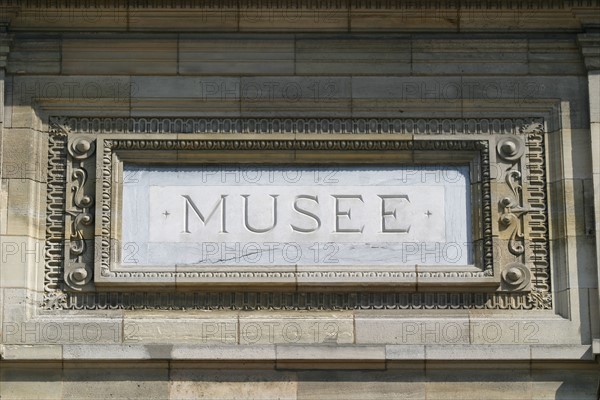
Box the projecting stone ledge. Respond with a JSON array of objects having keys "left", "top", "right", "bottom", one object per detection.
[{"left": 0, "top": 344, "right": 594, "bottom": 362}]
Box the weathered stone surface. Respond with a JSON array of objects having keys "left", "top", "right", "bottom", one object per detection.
[
  {"left": 123, "top": 315, "right": 238, "bottom": 345},
  {"left": 239, "top": 313, "right": 354, "bottom": 345},
  {"left": 123, "top": 164, "right": 470, "bottom": 268},
  {"left": 528, "top": 38, "right": 587, "bottom": 75},
  {"left": 295, "top": 36, "right": 411, "bottom": 75},
  {"left": 179, "top": 35, "right": 295, "bottom": 75},
  {"left": 296, "top": 369, "right": 425, "bottom": 399},
  {"left": 0, "top": 236, "right": 45, "bottom": 289},
  {"left": 170, "top": 344, "right": 277, "bottom": 360},
  {"left": 276, "top": 345, "right": 386, "bottom": 361},
  {"left": 62, "top": 38, "right": 178, "bottom": 75},
  {"left": 531, "top": 362, "right": 600, "bottom": 399},
  {"left": 355, "top": 314, "right": 471, "bottom": 345},
  {"left": 6, "top": 36, "right": 61, "bottom": 75},
  {"left": 0, "top": 362, "right": 63, "bottom": 400},
  {"left": 61, "top": 362, "right": 170, "bottom": 400},
  {"left": 169, "top": 369, "right": 298, "bottom": 400},
  {"left": 0, "top": 128, "right": 47, "bottom": 183},
  {"left": 425, "top": 362, "right": 532, "bottom": 399},
  {"left": 411, "top": 39, "right": 528, "bottom": 76},
  {"left": 1, "top": 344, "right": 62, "bottom": 360},
  {"left": 3, "top": 179, "right": 46, "bottom": 240},
  {"left": 1, "top": 1, "right": 600, "bottom": 398}
]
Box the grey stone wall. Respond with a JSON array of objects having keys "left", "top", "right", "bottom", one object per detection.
[{"left": 0, "top": 1, "right": 599, "bottom": 399}]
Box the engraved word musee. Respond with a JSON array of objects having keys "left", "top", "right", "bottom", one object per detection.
[{"left": 180, "top": 192, "right": 412, "bottom": 235}]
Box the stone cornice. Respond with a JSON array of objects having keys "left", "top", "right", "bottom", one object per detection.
[
  {"left": 1, "top": 1, "right": 598, "bottom": 33},
  {"left": 577, "top": 33, "right": 600, "bottom": 71},
  {"left": 0, "top": 0, "right": 598, "bottom": 7}
]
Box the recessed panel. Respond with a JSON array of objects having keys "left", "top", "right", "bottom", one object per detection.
[{"left": 121, "top": 165, "right": 471, "bottom": 267}]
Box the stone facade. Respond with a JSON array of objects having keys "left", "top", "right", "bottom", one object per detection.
[{"left": 0, "top": 1, "right": 599, "bottom": 399}]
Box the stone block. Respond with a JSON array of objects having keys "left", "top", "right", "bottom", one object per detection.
[
  {"left": 10, "top": 76, "right": 132, "bottom": 123},
  {"left": 0, "top": 362, "right": 63, "bottom": 400},
  {"left": 7, "top": 36, "right": 61, "bottom": 75},
  {"left": 295, "top": 36, "right": 411, "bottom": 75},
  {"left": 589, "top": 288, "right": 599, "bottom": 339},
  {"left": 355, "top": 314, "right": 470, "bottom": 345},
  {"left": 0, "top": 235, "right": 44, "bottom": 289},
  {"left": 554, "top": 288, "right": 571, "bottom": 318},
  {"left": 411, "top": 39, "right": 528, "bottom": 76},
  {"left": 62, "top": 344, "right": 168, "bottom": 360},
  {"left": 385, "top": 345, "right": 425, "bottom": 360},
  {"left": 425, "top": 344, "right": 530, "bottom": 360},
  {"left": 531, "top": 362, "right": 600, "bottom": 399},
  {"left": 593, "top": 338, "right": 600, "bottom": 354},
  {"left": 239, "top": 312, "right": 354, "bottom": 345},
  {"left": 458, "top": 9, "right": 580, "bottom": 32},
  {"left": 179, "top": 35, "right": 294, "bottom": 75},
  {"left": 1, "top": 344, "right": 62, "bottom": 360},
  {"left": 351, "top": 76, "right": 462, "bottom": 101},
  {"left": 589, "top": 125, "right": 600, "bottom": 178},
  {"left": 425, "top": 361, "right": 531, "bottom": 400},
  {"left": 62, "top": 362, "right": 169, "bottom": 400},
  {"left": 128, "top": 8, "right": 238, "bottom": 32},
  {"left": 0, "top": 287, "right": 3, "bottom": 340},
  {"left": 1, "top": 128, "right": 47, "bottom": 183},
  {"left": 549, "top": 128, "right": 595, "bottom": 182},
  {"left": 551, "top": 236, "right": 597, "bottom": 291},
  {"left": 588, "top": 75, "right": 600, "bottom": 123},
  {"left": 296, "top": 369, "right": 425, "bottom": 399},
  {"left": 276, "top": 345, "right": 385, "bottom": 361},
  {"left": 4, "top": 179, "right": 46, "bottom": 239},
  {"left": 468, "top": 315, "right": 581, "bottom": 345},
  {"left": 10, "top": 8, "right": 128, "bottom": 31},
  {"left": 0, "top": 179, "right": 7, "bottom": 235},
  {"left": 62, "top": 37, "right": 178, "bottom": 75},
  {"left": 548, "top": 179, "right": 587, "bottom": 239},
  {"left": 0, "top": 288, "right": 39, "bottom": 327},
  {"left": 573, "top": 237, "right": 598, "bottom": 289},
  {"left": 350, "top": 8, "right": 458, "bottom": 32},
  {"left": 528, "top": 38, "right": 587, "bottom": 76},
  {"left": 530, "top": 344, "right": 594, "bottom": 360},
  {"left": 130, "top": 76, "right": 241, "bottom": 117},
  {"left": 169, "top": 368, "right": 297, "bottom": 400},
  {"left": 240, "top": 76, "right": 351, "bottom": 117},
  {"left": 550, "top": 240, "right": 569, "bottom": 293},
  {"left": 170, "top": 344, "right": 276, "bottom": 360},
  {"left": 238, "top": 6, "right": 348, "bottom": 32},
  {"left": 583, "top": 178, "right": 596, "bottom": 237},
  {"left": 123, "top": 315, "right": 238, "bottom": 344},
  {"left": 2, "top": 318, "right": 123, "bottom": 345}
]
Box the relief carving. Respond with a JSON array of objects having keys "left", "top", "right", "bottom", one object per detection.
[
  {"left": 43, "top": 117, "right": 551, "bottom": 310},
  {"left": 64, "top": 137, "right": 95, "bottom": 290},
  {"left": 498, "top": 169, "right": 533, "bottom": 257},
  {"left": 496, "top": 132, "right": 548, "bottom": 297}
]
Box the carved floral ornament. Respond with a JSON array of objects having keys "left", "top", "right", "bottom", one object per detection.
[{"left": 44, "top": 117, "right": 551, "bottom": 310}]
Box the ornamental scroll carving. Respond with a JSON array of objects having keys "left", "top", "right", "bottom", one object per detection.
[
  {"left": 63, "top": 136, "right": 95, "bottom": 290},
  {"left": 496, "top": 122, "right": 547, "bottom": 294},
  {"left": 499, "top": 170, "right": 531, "bottom": 257},
  {"left": 43, "top": 117, "right": 551, "bottom": 310}
]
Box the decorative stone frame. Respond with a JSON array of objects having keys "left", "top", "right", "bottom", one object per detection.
[{"left": 44, "top": 117, "right": 551, "bottom": 310}]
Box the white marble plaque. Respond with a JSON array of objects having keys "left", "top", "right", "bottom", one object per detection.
[{"left": 122, "top": 165, "right": 472, "bottom": 266}]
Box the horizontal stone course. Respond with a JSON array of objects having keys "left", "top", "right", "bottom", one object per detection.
[
  {"left": 5, "top": 34, "right": 588, "bottom": 77},
  {"left": 1, "top": 360, "right": 598, "bottom": 399},
  {"left": 1, "top": 3, "right": 599, "bottom": 398},
  {"left": 7, "top": 4, "right": 592, "bottom": 33},
  {"left": 1, "top": 343, "right": 594, "bottom": 361}
]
